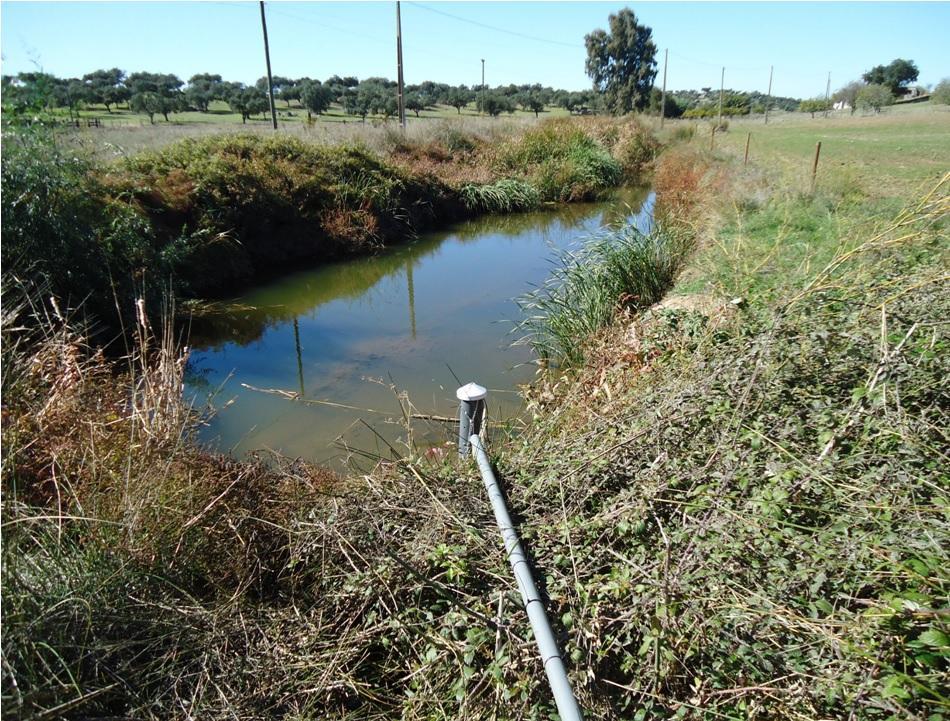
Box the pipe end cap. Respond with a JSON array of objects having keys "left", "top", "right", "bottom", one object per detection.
[{"left": 456, "top": 382, "right": 487, "bottom": 401}]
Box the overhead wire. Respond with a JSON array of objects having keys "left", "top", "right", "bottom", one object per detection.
[{"left": 406, "top": 1, "right": 585, "bottom": 50}]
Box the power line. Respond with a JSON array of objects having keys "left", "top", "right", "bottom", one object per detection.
[{"left": 406, "top": 2, "right": 584, "bottom": 49}]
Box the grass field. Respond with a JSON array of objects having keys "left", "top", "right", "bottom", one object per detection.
[{"left": 706, "top": 101, "right": 950, "bottom": 193}]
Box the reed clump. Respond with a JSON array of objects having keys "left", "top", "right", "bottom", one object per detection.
[
  {"left": 517, "top": 221, "right": 695, "bottom": 367},
  {"left": 459, "top": 178, "right": 541, "bottom": 213}
]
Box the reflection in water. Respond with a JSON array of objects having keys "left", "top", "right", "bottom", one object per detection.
[
  {"left": 185, "top": 187, "right": 654, "bottom": 471},
  {"left": 407, "top": 258, "right": 416, "bottom": 341},
  {"left": 293, "top": 317, "right": 305, "bottom": 397}
]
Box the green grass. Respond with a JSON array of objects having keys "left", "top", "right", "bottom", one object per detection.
[
  {"left": 517, "top": 221, "right": 694, "bottom": 367},
  {"left": 459, "top": 178, "right": 541, "bottom": 213},
  {"left": 706, "top": 103, "right": 950, "bottom": 194}
]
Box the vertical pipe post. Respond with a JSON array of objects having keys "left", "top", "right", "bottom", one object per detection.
[
  {"left": 810, "top": 141, "right": 822, "bottom": 193},
  {"left": 659, "top": 48, "right": 668, "bottom": 128},
  {"left": 396, "top": 1, "right": 407, "bottom": 130},
  {"left": 259, "top": 1, "right": 278, "bottom": 130},
  {"left": 765, "top": 65, "right": 773, "bottom": 124},
  {"left": 457, "top": 382, "right": 487, "bottom": 457},
  {"left": 744, "top": 132, "right": 751, "bottom": 165}
]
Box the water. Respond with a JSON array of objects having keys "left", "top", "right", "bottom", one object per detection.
[{"left": 186, "top": 187, "right": 654, "bottom": 471}]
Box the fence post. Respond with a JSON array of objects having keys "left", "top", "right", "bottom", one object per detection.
[
  {"left": 744, "top": 132, "right": 751, "bottom": 165},
  {"left": 709, "top": 123, "right": 715, "bottom": 151},
  {"left": 810, "top": 141, "right": 822, "bottom": 193},
  {"left": 457, "top": 382, "right": 487, "bottom": 457}
]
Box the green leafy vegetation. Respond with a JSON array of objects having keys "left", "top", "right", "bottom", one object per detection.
[{"left": 933, "top": 79, "right": 950, "bottom": 105}]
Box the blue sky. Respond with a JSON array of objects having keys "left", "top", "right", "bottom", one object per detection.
[{"left": 2, "top": 2, "right": 948, "bottom": 98}]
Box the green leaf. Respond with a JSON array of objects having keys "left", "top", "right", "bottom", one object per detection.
[{"left": 918, "top": 629, "right": 949, "bottom": 650}]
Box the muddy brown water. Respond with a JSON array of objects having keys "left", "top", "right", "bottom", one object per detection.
[{"left": 185, "top": 187, "right": 654, "bottom": 471}]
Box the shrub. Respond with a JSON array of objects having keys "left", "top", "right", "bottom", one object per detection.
[
  {"left": 931, "top": 78, "right": 950, "bottom": 105},
  {"left": 496, "top": 121, "right": 624, "bottom": 202},
  {"left": 856, "top": 83, "right": 894, "bottom": 112},
  {"left": 1, "top": 127, "right": 159, "bottom": 332}
]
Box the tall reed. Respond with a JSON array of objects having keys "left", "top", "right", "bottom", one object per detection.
[{"left": 517, "top": 220, "right": 693, "bottom": 367}]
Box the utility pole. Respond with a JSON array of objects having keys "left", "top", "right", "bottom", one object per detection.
[
  {"left": 481, "top": 58, "right": 485, "bottom": 114},
  {"left": 765, "top": 65, "right": 773, "bottom": 124},
  {"left": 259, "top": 1, "right": 277, "bottom": 130},
  {"left": 660, "top": 48, "right": 668, "bottom": 128},
  {"left": 824, "top": 71, "right": 831, "bottom": 118},
  {"left": 396, "top": 1, "right": 406, "bottom": 130},
  {"left": 718, "top": 66, "right": 725, "bottom": 128}
]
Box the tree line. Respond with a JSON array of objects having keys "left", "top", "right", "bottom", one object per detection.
[{"left": 0, "top": 69, "right": 622, "bottom": 123}]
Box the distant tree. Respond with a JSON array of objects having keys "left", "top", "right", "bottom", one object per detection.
[
  {"left": 862, "top": 59, "right": 919, "bottom": 96},
  {"left": 446, "top": 87, "right": 473, "bottom": 114},
  {"left": 227, "top": 86, "right": 269, "bottom": 123},
  {"left": 798, "top": 97, "right": 831, "bottom": 118},
  {"left": 277, "top": 79, "right": 300, "bottom": 106},
  {"left": 932, "top": 78, "right": 950, "bottom": 105},
  {"left": 130, "top": 91, "right": 163, "bottom": 123},
  {"left": 185, "top": 73, "right": 223, "bottom": 112},
  {"left": 856, "top": 83, "right": 894, "bottom": 113},
  {"left": 521, "top": 93, "right": 545, "bottom": 117},
  {"left": 82, "top": 68, "right": 125, "bottom": 112},
  {"left": 128, "top": 72, "right": 183, "bottom": 121},
  {"left": 52, "top": 78, "right": 91, "bottom": 120},
  {"left": 299, "top": 81, "right": 335, "bottom": 119},
  {"left": 647, "top": 87, "right": 683, "bottom": 118},
  {"left": 832, "top": 81, "right": 863, "bottom": 115},
  {"left": 585, "top": 7, "right": 658, "bottom": 114},
  {"left": 477, "top": 93, "right": 514, "bottom": 117},
  {"left": 404, "top": 92, "right": 426, "bottom": 117},
  {"left": 342, "top": 90, "right": 370, "bottom": 121}
]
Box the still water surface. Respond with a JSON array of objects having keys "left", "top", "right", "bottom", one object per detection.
[{"left": 186, "top": 187, "right": 654, "bottom": 470}]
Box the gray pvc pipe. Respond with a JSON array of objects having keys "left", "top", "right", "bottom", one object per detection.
[
  {"left": 470, "top": 434, "right": 584, "bottom": 721},
  {"left": 457, "top": 382, "right": 487, "bottom": 457}
]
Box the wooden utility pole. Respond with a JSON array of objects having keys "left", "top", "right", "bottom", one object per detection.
[
  {"left": 765, "top": 65, "right": 773, "bottom": 124},
  {"left": 259, "top": 1, "right": 277, "bottom": 130},
  {"left": 824, "top": 71, "right": 831, "bottom": 118},
  {"left": 718, "top": 66, "right": 725, "bottom": 128},
  {"left": 396, "top": 1, "right": 406, "bottom": 130},
  {"left": 481, "top": 58, "right": 485, "bottom": 115},
  {"left": 660, "top": 48, "right": 668, "bottom": 128}
]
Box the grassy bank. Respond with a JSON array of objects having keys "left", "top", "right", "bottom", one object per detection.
[
  {"left": 1, "top": 116, "right": 656, "bottom": 331},
  {"left": 3, "top": 110, "right": 948, "bottom": 719}
]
